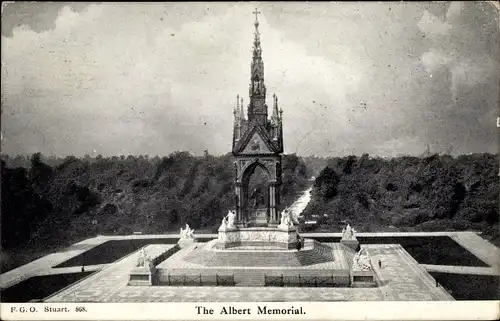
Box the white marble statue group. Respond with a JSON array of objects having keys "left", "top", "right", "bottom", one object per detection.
[
  {"left": 279, "top": 208, "right": 294, "bottom": 228},
  {"left": 180, "top": 223, "right": 195, "bottom": 239},
  {"left": 136, "top": 247, "right": 152, "bottom": 269},
  {"left": 342, "top": 224, "right": 357, "bottom": 240},
  {"left": 352, "top": 248, "right": 372, "bottom": 271},
  {"left": 220, "top": 210, "right": 236, "bottom": 229}
]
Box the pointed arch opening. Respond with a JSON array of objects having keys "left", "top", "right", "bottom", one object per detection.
[{"left": 241, "top": 161, "right": 272, "bottom": 226}]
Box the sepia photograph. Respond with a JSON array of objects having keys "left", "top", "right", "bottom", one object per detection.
[{"left": 1, "top": 1, "right": 499, "bottom": 320}]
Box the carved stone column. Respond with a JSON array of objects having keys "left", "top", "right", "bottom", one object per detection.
[
  {"left": 268, "top": 184, "right": 278, "bottom": 224},
  {"left": 235, "top": 182, "right": 243, "bottom": 224}
]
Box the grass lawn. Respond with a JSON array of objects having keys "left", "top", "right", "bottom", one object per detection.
[
  {"left": 431, "top": 272, "right": 500, "bottom": 300},
  {"left": 312, "top": 236, "right": 488, "bottom": 267},
  {"left": 0, "top": 272, "right": 93, "bottom": 302},
  {"left": 54, "top": 237, "right": 213, "bottom": 268}
]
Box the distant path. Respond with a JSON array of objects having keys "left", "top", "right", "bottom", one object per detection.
[
  {"left": 287, "top": 186, "right": 312, "bottom": 221},
  {"left": 450, "top": 232, "right": 500, "bottom": 268},
  {"left": 421, "top": 264, "right": 500, "bottom": 276},
  {"left": 0, "top": 237, "right": 105, "bottom": 289}
]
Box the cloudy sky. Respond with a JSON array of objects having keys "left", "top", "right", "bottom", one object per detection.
[{"left": 1, "top": 2, "right": 499, "bottom": 157}]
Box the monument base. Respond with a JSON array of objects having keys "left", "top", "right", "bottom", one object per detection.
[
  {"left": 248, "top": 208, "right": 268, "bottom": 226},
  {"left": 217, "top": 226, "right": 298, "bottom": 250},
  {"left": 350, "top": 269, "right": 376, "bottom": 287},
  {"left": 128, "top": 266, "right": 156, "bottom": 286}
]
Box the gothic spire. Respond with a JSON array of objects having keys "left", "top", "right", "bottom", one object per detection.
[
  {"left": 248, "top": 8, "right": 267, "bottom": 123},
  {"left": 250, "top": 8, "right": 264, "bottom": 88}
]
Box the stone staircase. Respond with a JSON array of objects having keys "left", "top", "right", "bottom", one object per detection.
[{"left": 183, "top": 242, "right": 335, "bottom": 267}]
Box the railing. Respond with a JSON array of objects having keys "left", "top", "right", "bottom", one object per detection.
[
  {"left": 264, "top": 275, "right": 284, "bottom": 287},
  {"left": 297, "top": 275, "right": 333, "bottom": 287},
  {"left": 265, "top": 274, "right": 350, "bottom": 287},
  {"left": 216, "top": 274, "right": 235, "bottom": 286},
  {"left": 160, "top": 273, "right": 235, "bottom": 286},
  {"left": 167, "top": 274, "right": 202, "bottom": 286}
]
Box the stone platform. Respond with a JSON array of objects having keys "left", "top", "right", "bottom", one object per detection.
[
  {"left": 159, "top": 239, "right": 340, "bottom": 269},
  {"left": 153, "top": 239, "right": 354, "bottom": 287},
  {"left": 216, "top": 226, "right": 298, "bottom": 249},
  {"left": 45, "top": 243, "right": 454, "bottom": 302}
]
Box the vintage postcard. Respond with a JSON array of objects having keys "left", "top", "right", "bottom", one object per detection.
[{"left": 1, "top": 1, "right": 499, "bottom": 320}]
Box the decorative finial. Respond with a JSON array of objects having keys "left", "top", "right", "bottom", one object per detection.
[{"left": 240, "top": 96, "right": 245, "bottom": 120}]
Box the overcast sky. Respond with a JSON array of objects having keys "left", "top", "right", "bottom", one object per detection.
[{"left": 1, "top": 2, "right": 499, "bottom": 157}]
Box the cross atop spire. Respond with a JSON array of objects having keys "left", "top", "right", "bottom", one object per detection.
[
  {"left": 253, "top": 8, "right": 261, "bottom": 23},
  {"left": 250, "top": 8, "right": 264, "bottom": 84}
]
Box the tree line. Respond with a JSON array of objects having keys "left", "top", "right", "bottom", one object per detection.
[
  {"left": 1, "top": 152, "right": 310, "bottom": 259},
  {"left": 302, "top": 153, "right": 499, "bottom": 245}
]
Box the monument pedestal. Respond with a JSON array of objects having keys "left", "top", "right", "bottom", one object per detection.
[
  {"left": 217, "top": 226, "right": 298, "bottom": 250},
  {"left": 248, "top": 208, "right": 268, "bottom": 226},
  {"left": 128, "top": 266, "right": 156, "bottom": 286},
  {"left": 350, "top": 269, "right": 376, "bottom": 287}
]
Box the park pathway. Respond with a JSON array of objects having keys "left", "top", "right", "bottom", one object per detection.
[
  {"left": 420, "top": 264, "right": 500, "bottom": 276},
  {"left": 0, "top": 236, "right": 106, "bottom": 289},
  {"left": 450, "top": 232, "right": 500, "bottom": 268},
  {"left": 287, "top": 186, "right": 313, "bottom": 221}
]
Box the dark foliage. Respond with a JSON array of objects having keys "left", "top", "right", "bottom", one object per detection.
[
  {"left": 1, "top": 152, "right": 309, "bottom": 271},
  {"left": 302, "top": 153, "right": 499, "bottom": 245}
]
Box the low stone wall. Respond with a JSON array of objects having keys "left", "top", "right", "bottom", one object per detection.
[{"left": 151, "top": 245, "right": 180, "bottom": 266}]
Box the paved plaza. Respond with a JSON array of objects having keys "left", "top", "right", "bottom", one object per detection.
[
  {"left": 2, "top": 231, "right": 498, "bottom": 302},
  {"left": 2, "top": 231, "right": 497, "bottom": 291},
  {"left": 45, "top": 242, "right": 452, "bottom": 302}
]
